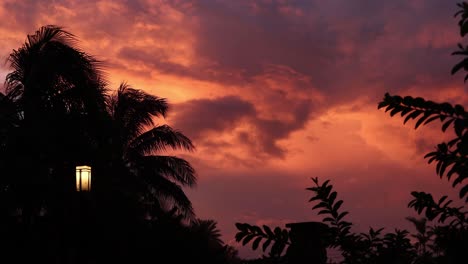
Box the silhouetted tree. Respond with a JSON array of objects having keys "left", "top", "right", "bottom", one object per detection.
[
  {"left": 0, "top": 25, "right": 201, "bottom": 263},
  {"left": 237, "top": 2, "right": 468, "bottom": 264},
  {"left": 136, "top": 207, "right": 241, "bottom": 264},
  {"left": 377, "top": 2, "right": 468, "bottom": 263},
  {"left": 236, "top": 177, "right": 417, "bottom": 264},
  {"left": 0, "top": 25, "right": 110, "bottom": 263},
  {"left": 406, "top": 217, "right": 433, "bottom": 257},
  {"left": 105, "top": 83, "right": 196, "bottom": 219}
]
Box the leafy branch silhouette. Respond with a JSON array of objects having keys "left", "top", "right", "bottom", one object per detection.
[
  {"left": 234, "top": 223, "right": 290, "bottom": 258},
  {"left": 235, "top": 3, "right": 468, "bottom": 263},
  {"left": 308, "top": 178, "right": 415, "bottom": 263},
  {"left": 307, "top": 177, "right": 351, "bottom": 244},
  {"left": 235, "top": 177, "right": 418, "bottom": 263},
  {"left": 453, "top": 2, "right": 468, "bottom": 81},
  {"left": 378, "top": 94, "right": 468, "bottom": 202},
  {"left": 408, "top": 192, "right": 468, "bottom": 228}
]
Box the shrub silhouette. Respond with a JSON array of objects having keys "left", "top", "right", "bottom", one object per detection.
[{"left": 236, "top": 2, "right": 468, "bottom": 263}]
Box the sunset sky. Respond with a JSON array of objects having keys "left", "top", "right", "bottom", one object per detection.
[{"left": 1, "top": 0, "right": 467, "bottom": 258}]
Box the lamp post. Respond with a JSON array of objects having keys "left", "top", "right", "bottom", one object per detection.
[
  {"left": 75, "top": 165, "right": 92, "bottom": 263},
  {"left": 76, "top": 165, "right": 91, "bottom": 192}
]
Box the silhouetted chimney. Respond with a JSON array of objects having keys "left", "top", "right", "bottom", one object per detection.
[{"left": 285, "top": 221, "right": 328, "bottom": 264}]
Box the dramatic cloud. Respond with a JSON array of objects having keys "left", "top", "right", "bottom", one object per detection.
[
  {"left": 172, "top": 95, "right": 315, "bottom": 158},
  {"left": 0, "top": 0, "right": 465, "bottom": 259},
  {"left": 173, "top": 96, "right": 255, "bottom": 139}
]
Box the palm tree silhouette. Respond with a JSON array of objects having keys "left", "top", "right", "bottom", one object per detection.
[
  {"left": 1, "top": 25, "right": 196, "bottom": 219},
  {"left": 191, "top": 219, "right": 224, "bottom": 247},
  {"left": 1, "top": 25, "right": 110, "bottom": 263},
  {"left": 0, "top": 25, "right": 199, "bottom": 262},
  {"left": 1, "top": 25, "right": 109, "bottom": 222},
  {"left": 105, "top": 83, "right": 196, "bottom": 218},
  {"left": 2, "top": 24, "right": 108, "bottom": 184},
  {"left": 4, "top": 25, "right": 107, "bottom": 132}
]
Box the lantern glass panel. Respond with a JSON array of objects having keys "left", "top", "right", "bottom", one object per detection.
[{"left": 76, "top": 166, "right": 91, "bottom": 192}]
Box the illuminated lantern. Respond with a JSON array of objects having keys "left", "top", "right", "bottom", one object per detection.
[{"left": 76, "top": 166, "right": 91, "bottom": 191}]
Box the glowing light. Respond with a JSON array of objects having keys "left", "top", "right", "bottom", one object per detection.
[{"left": 76, "top": 166, "right": 91, "bottom": 192}]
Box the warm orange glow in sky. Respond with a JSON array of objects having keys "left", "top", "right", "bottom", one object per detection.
[{"left": 1, "top": 0, "right": 465, "bottom": 258}]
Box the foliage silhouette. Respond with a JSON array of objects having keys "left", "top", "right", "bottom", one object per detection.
[
  {"left": 308, "top": 179, "right": 415, "bottom": 264},
  {"left": 0, "top": 25, "right": 233, "bottom": 263},
  {"left": 236, "top": 177, "right": 417, "bottom": 264},
  {"left": 307, "top": 177, "right": 351, "bottom": 244},
  {"left": 453, "top": 2, "right": 468, "bottom": 81},
  {"left": 378, "top": 93, "right": 468, "bottom": 202},
  {"left": 235, "top": 222, "right": 290, "bottom": 258},
  {"left": 408, "top": 192, "right": 468, "bottom": 227},
  {"left": 378, "top": 1, "right": 468, "bottom": 203},
  {"left": 405, "top": 217, "right": 433, "bottom": 256},
  {"left": 376, "top": 2, "right": 468, "bottom": 263},
  {"left": 140, "top": 207, "right": 241, "bottom": 264},
  {"left": 0, "top": 25, "right": 111, "bottom": 263},
  {"left": 105, "top": 83, "right": 196, "bottom": 218},
  {"left": 236, "top": 2, "right": 468, "bottom": 264}
]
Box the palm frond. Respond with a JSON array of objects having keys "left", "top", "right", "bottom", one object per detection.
[
  {"left": 6, "top": 26, "right": 74, "bottom": 75},
  {"left": 130, "top": 124, "right": 194, "bottom": 155},
  {"left": 139, "top": 155, "right": 196, "bottom": 187},
  {"left": 26, "top": 25, "right": 76, "bottom": 49},
  {"left": 191, "top": 219, "right": 224, "bottom": 246},
  {"left": 4, "top": 25, "right": 107, "bottom": 118},
  {"left": 145, "top": 175, "right": 194, "bottom": 219},
  {"left": 6, "top": 25, "right": 77, "bottom": 87},
  {"left": 109, "top": 83, "right": 168, "bottom": 140}
]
